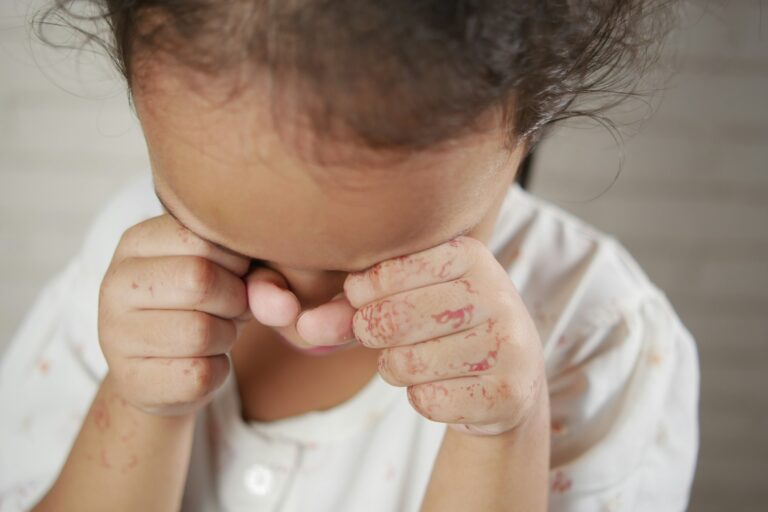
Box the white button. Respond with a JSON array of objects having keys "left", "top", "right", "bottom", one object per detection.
[{"left": 243, "top": 464, "right": 273, "bottom": 496}]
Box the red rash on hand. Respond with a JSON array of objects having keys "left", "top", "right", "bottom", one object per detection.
[
  {"left": 462, "top": 332, "right": 505, "bottom": 372},
  {"left": 456, "top": 278, "right": 479, "bottom": 294},
  {"left": 431, "top": 304, "right": 475, "bottom": 329},
  {"left": 413, "top": 382, "right": 451, "bottom": 418},
  {"left": 360, "top": 298, "right": 416, "bottom": 345},
  {"left": 366, "top": 253, "right": 460, "bottom": 293},
  {"left": 403, "top": 348, "right": 428, "bottom": 375}
]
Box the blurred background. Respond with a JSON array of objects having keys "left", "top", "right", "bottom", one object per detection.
[{"left": 1, "top": 0, "right": 766, "bottom": 510}]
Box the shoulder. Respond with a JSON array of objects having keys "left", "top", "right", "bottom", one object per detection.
[
  {"left": 491, "top": 184, "right": 700, "bottom": 504},
  {"left": 490, "top": 183, "right": 681, "bottom": 361},
  {"left": 1, "top": 171, "right": 163, "bottom": 390},
  {"left": 0, "top": 172, "right": 163, "bottom": 507}
]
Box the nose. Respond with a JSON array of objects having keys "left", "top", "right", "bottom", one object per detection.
[{"left": 265, "top": 263, "right": 348, "bottom": 310}]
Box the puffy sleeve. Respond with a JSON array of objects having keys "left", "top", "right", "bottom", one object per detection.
[
  {"left": 0, "top": 173, "right": 158, "bottom": 511},
  {"left": 545, "top": 284, "right": 701, "bottom": 511}
]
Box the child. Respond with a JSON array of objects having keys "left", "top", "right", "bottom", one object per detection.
[{"left": 0, "top": 0, "right": 699, "bottom": 510}]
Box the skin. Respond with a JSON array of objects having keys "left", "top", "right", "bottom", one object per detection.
[
  {"left": 33, "top": 64, "right": 550, "bottom": 511},
  {"left": 130, "top": 64, "right": 532, "bottom": 421}
]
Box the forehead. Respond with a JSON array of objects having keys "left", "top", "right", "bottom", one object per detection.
[{"left": 134, "top": 71, "right": 509, "bottom": 272}]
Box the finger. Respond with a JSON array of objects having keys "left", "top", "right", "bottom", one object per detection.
[
  {"left": 295, "top": 292, "right": 356, "bottom": 346},
  {"left": 106, "top": 255, "right": 249, "bottom": 319},
  {"left": 344, "top": 236, "right": 479, "bottom": 308},
  {"left": 406, "top": 374, "right": 528, "bottom": 428},
  {"left": 114, "top": 355, "right": 231, "bottom": 414},
  {"left": 116, "top": 214, "right": 251, "bottom": 276},
  {"left": 351, "top": 276, "right": 494, "bottom": 348},
  {"left": 245, "top": 265, "right": 301, "bottom": 327},
  {"left": 105, "top": 310, "right": 238, "bottom": 359},
  {"left": 377, "top": 318, "right": 516, "bottom": 387}
]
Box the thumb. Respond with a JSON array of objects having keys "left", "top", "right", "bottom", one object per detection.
[{"left": 245, "top": 265, "right": 301, "bottom": 327}]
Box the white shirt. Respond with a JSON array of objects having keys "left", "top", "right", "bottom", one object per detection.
[{"left": 0, "top": 172, "right": 700, "bottom": 511}]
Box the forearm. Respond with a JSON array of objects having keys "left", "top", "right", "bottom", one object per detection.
[
  {"left": 420, "top": 386, "right": 551, "bottom": 512},
  {"left": 32, "top": 372, "right": 196, "bottom": 512}
]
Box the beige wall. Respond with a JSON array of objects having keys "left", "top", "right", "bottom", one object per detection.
[{"left": 2, "top": 1, "right": 766, "bottom": 509}]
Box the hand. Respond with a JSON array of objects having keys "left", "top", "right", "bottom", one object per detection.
[
  {"left": 342, "top": 236, "right": 547, "bottom": 436},
  {"left": 98, "top": 214, "right": 255, "bottom": 417}
]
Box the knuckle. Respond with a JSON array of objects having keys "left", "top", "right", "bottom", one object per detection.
[
  {"left": 116, "top": 223, "right": 144, "bottom": 257},
  {"left": 187, "top": 356, "right": 227, "bottom": 398},
  {"left": 182, "top": 256, "right": 217, "bottom": 304},
  {"left": 492, "top": 288, "right": 517, "bottom": 316},
  {"left": 460, "top": 235, "right": 484, "bottom": 258},
  {"left": 187, "top": 312, "right": 216, "bottom": 354},
  {"left": 99, "top": 263, "right": 121, "bottom": 301},
  {"left": 118, "top": 224, "right": 138, "bottom": 247},
  {"left": 379, "top": 349, "right": 404, "bottom": 386}
]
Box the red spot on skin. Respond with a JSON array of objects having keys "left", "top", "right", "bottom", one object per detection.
[
  {"left": 360, "top": 299, "right": 415, "bottom": 346},
  {"left": 465, "top": 382, "right": 481, "bottom": 398},
  {"left": 37, "top": 358, "right": 50, "bottom": 375},
  {"left": 368, "top": 262, "right": 384, "bottom": 280},
  {"left": 431, "top": 304, "right": 475, "bottom": 329},
  {"left": 183, "top": 368, "right": 192, "bottom": 376},
  {"left": 411, "top": 383, "right": 450, "bottom": 419},
  {"left": 498, "top": 380, "right": 513, "bottom": 399},
  {"left": 456, "top": 278, "right": 479, "bottom": 294},
  {"left": 120, "top": 454, "right": 139, "bottom": 474},
  {"left": 464, "top": 331, "right": 477, "bottom": 339},
  {"left": 403, "top": 348, "right": 427, "bottom": 375},
  {"left": 93, "top": 399, "right": 111, "bottom": 431},
  {"left": 485, "top": 317, "right": 498, "bottom": 333},
  {"left": 463, "top": 335, "right": 502, "bottom": 373},
  {"left": 131, "top": 281, "right": 138, "bottom": 289},
  {"left": 465, "top": 358, "right": 492, "bottom": 372},
  {"left": 100, "top": 448, "right": 112, "bottom": 469},
  {"left": 119, "top": 430, "right": 136, "bottom": 443},
  {"left": 410, "top": 256, "right": 430, "bottom": 276},
  {"left": 448, "top": 239, "right": 462, "bottom": 248},
  {"left": 432, "top": 259, "right": 455, "bottom": 279},
  {"left": 552, "top": 471, "right": 572, "bottom": 493},
  {"left": 551, "top": 419, "right": 566, "bottom": 434}
]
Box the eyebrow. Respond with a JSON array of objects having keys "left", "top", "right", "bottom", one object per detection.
[{"left": 153, "top": 184, "right": 474, "bottom": 272}]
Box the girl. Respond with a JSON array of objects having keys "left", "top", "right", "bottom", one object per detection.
[{"left": 0, "top": 1, "right": 699, "bottom": 510}]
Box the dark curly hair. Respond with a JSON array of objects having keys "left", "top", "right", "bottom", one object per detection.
[{"left": 33, "top": 0, "right": 678, "bottom": 159}]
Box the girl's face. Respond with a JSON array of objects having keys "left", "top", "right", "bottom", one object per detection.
[{"left": 132, "top": 67, "right": 522, "bottom": 343}]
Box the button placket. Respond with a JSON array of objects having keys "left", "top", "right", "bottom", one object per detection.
[
  {"left": 243, "top": 463, "right": 274, "bottom": 496},
  {"left": 218, "top": 442, "right": 300, "bottom": 511}
]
